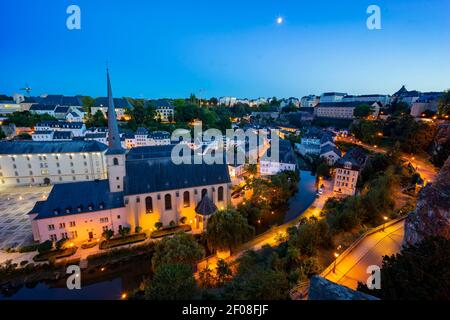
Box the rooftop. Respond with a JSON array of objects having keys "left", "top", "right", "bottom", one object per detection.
[
  {"left": 28, "top": 180, "right": 124, "bottom": 220},
  {"left": 0, "top": 140, "right": 107, "bottom": 155},
  {"left": 124, "top": 157, "right": 231, "bottom": 195}
]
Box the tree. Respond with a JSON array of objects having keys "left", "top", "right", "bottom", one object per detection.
[
  {"left": 353, "top": 104, "right": 374, "bottom": 118},
  {"left": 85, "top": 110, "right": 107, "bottom": 128},
  {"left": 154, "top": 222, "right": 163, "bottom": 230},
  {"left": 135, "top": 226, "right": 142, "bottom": 234},
  {"left": 0, "top": 128, "right": 6, "bottom": 140},
  {"left": 437, "top": 89, "right": 450, "bottom": 116},
  {"left": 81, "top": 96, "right": 95, "bottom": 113},
  {"left": 198, "top": 265, "right": 215, "bottom": 288},
  {"left": 144, "top": 263, "right": 198, "bottom": 300},
  {"left": 225, "top": 266, "right": 290, "bottom": 300},
  {"left": 102, "top": 229, "right": 114, "bottom": 240},
  {"left": 205, "top": 209, "right": 254, "bottom": 252},
  {"left": 357, "top": 237, "right": 450, "bottom": 300},
  {"left": 151, "top": 232, "right": 205, "bottom": 271},
  {"left": 216, "top": 259, "right": 232, "bottom": 286},
  {"left": 119, "top": 227, "right": 130, "bottom": 237},
  {"left": 37, "top": 240, "right": 53, "bottom": 253}
]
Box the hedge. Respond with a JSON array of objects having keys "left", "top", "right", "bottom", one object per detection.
[
  {"left": 150, "top": 224, "right": 192, "bottom": 239},
  {"left": 33, "top": 247, "right": 78, "bottom": 262},
  {"left": 99, "top": 233, "right": 147, "bottom": 250}
]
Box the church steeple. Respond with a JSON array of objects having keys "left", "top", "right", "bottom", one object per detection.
[
  {"left": 106, "top": 68, "right": 124, "bottom": 153},
  {"left": 105, "top": 68, "right": 126, "bottom": 193}
]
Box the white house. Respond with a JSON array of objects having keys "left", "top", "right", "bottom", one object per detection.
[
  {"left": 35, "top": 121, "right": 86, "bottom": 137},
  {"left": 260, "top": 139, "right": 296, "bottom": 176}
]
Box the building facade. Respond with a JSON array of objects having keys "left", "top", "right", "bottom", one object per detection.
[
  {"left": 0, "top": 140, "right": 107, "bottom": 186},
  {"left": 333, "top": 147, "right": 367, "bottom": 196}
]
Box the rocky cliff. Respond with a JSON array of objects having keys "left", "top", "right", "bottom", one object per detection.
[
  {"left": 307, "top": 276, "right": 378, "bottom": 300},
  {"left": 404, "top": 156, "right": 450, "bottom": 245}
]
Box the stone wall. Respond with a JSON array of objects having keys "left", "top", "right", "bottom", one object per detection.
[{"left": 404, "top": 156, "right": 450, "bottom": 245}]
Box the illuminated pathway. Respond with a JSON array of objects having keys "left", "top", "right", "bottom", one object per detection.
[{"left": 321, "top": 217, "right": 406, "bottom": 290}]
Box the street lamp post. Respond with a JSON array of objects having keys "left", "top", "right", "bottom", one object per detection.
[
  {"left": 382, "top": 216, "right": 388, "bottom": 231},
  {"left": 332, "top": 252, "right": 339, "bottom": 273}
]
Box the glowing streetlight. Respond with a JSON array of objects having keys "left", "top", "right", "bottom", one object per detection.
[
  {"left": 121, "top": 293, "right": 127, "bottom": 300},
  {"left": 382, "top": 216, "right": 388, "bottom": 231},
  {"left": 333, "top": 252, "right": 340, "bottom": 273}
]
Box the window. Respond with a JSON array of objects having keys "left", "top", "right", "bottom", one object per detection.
[
  {"left": 59, "top": 223, "right": 65, "bottom": 229},
  {"left": 61, "top": 232, "right": 68, "bottom": 239},
  {"left": 145, "top": 196, "right": 153, "bottom": 213},
  {"left": 201, "top": 188, "right": 208, "bottom": 199},
  {"left": 113, "top": 158, "right": 119, "bottom": 165},
  {"left": 49, "top": 234, "right": 57, "bottom": 242},
  {"left": 48, "top": 224, "right": 55, "bottom": 231},
  {"left": 69, "top": 221, "right": 76, "bottom": 227},
  {"left": 164, "top": 194, "right": 172, "bottom": 210},
  {"left": 218, "top": 186, "right": 224, "bottom": 202},
  {"left": 102, "top": 226, "right": 109, "bottom": 231},
  {"left": 183, "top": 191, "right": 190, "bottom": 207},
  {"left": 70, "top": 231, "right": 78, "bottom": 239},
  {"left": 100, "top": 217, "right": 109, "bottom": 223}
]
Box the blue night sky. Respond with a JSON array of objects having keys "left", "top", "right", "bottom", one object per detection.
[{"left": 1, "top": 0, "right": 449, "bottom": 99}]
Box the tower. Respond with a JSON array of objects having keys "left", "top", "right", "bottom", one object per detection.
[{"left": 105, "top": 68, "right": 126, "bottom": 192}]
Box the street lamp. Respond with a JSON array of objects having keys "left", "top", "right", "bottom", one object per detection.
[
  {"left": 382, "top": 216, "right": 388, "bottom": 231},
  {"left": 333, "top": 252, "right": 339, "bottom": 273}
]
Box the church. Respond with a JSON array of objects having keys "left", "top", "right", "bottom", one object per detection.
[{"left": 28, "top": 70, "right": 231, "bottom": 244}]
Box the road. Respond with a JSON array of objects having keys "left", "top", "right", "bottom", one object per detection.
[{"left": 321, "top": 217, "right": 406, "bottom": 290}]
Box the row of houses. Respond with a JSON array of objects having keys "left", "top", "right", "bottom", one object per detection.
[
  {"left": 31, "top": 122, "right": 171, "bottom": 149},
  {"left": 295, "top": 127, "right": 342, "bottom": 165}
]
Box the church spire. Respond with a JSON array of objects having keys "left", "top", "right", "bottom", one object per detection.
[{"left": 106, "top": 68, "right": 124, "bottom": 153}]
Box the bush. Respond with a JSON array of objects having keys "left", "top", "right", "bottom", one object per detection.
[
  {"left": 18, "top": 244, "right": 38, "bottom": 253},
  {"left": 99, "top": 233, "right": 147, "bottom": 250},
  {"left": 33, "top": 247, "right": 78, "bottom": 262},
  {"left": 135, "top": 226, "right": 143, "bottom": 234},
  {"left": 81, "top": 242, "right": 98, "bottom": 249},
  {"left": 37, "top": 240, "right": 53, "bottom": 254},
  {"left": 154, "top": 222, "right": 163, "bottom": 230},
  {"left": 150, "top": 225, "right": 192, "bottom": 239}
]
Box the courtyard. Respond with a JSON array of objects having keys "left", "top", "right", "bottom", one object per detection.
[{"left": 0, "top": 185, "right": 52, "bottom": 249}]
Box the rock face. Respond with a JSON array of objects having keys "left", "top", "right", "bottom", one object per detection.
[
  {"left": 404, "top": 156, "right": 450, "bottom": 245},
  {"left": 308, "top": 276, "right": 378, "bottom": 300}
]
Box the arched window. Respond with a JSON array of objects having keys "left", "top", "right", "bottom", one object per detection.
[
  {"left": 201, "top": 188, "right": 208, "bottom": 199},
  {"left": 164, "top": 194, "right": 172, "bottom": 210},
  {"left": 145, "top": 196, "right": 153, "bottom": 214},
  {"left": 218, "top": 186, "right": 224, "bottom": 202},
  {"left": 183, "top": 191, "right": 190, "bottom": 208},
  {"left": 113, "top": 157, "right": 119, "bottom": 165}
]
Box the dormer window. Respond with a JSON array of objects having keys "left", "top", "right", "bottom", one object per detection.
[
  {"left": 88, "top": 204, "right": 93, "bottom": 210},
  {"left": 53, "top": 209, "right": 60, "bottom": 215},
  {"left": 65, "top": 208, "right": 71, "bottom": 214}
]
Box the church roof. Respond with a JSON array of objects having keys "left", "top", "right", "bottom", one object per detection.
[
  {"left": 124, "top": 157, "right": 231, "bottom": 195},
  {"left": 195, "top": 195, "right": 218, "bottom": 216},
  {"left": 28, "top": 180, "right": 124, "bottom": 220}
]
